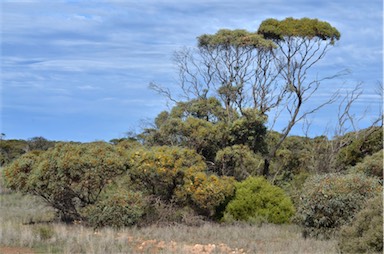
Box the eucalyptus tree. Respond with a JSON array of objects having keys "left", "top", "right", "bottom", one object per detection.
[
  {"left": 151, "top": 17, "right": 341, "bottom": 177},
  {"left": 257, "top": 17, "right": 340, "bottom": 175}
]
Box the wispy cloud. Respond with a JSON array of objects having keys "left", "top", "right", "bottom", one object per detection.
[{"left": 1, "top": 0, "right": 382, "bottom": 141}]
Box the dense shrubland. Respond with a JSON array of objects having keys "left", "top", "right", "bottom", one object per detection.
[{"left": 1, "top": 16, "right": 382, "bottom": 253}]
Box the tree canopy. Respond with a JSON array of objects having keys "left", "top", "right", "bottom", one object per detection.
[{"left": 258, "top": 17, "right": 340, "bottom": 43}]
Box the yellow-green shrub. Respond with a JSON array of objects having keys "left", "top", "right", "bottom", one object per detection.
[
  {"left": 129, "top": 146, "right": 236, "bottom": 219},
  {"left": 223, "top": 176, "right": 295, "bottom": 224},
  {"left": 178, "top": 172, "right": 236, "bottom": 217},
  {"left": 128, "top": 146, "right": 207, "bottom": 201},
  {"left": 3, "top": 142, "right": 129, "bottom": 223},
  {"left": 2, "top": 151, "right": 42, "bottom": 193}
]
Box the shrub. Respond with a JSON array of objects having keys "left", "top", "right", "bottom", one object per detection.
[
  {"left": 223, "top": 176, "right": 295, "bottom": 224},
  {"left": 3, "top": 142, "right": 129, "bottom": 223},
  {"left": 129, "top": 146, "right": 236, "bottom": 219},
  {"left": 140, "top": 197, "right": 205, "bottom": 226},
  {"left": 128, "top": 146, "right": 207, "bottom": 201},
  {"left": 334, "top": 127, "right": 383, "bottom": 171},
  {"left": 297, "top": 173, "right": 382, "bottom": 239},
  {"left": 177, "top": 172, "right": 236, "bottom": 218},
  {"left": 84, "top": 189, "right": 146, "bottom": 229},
  {"left": 338, "top": 195, "right": 383, "bottom": 253},
  {"left": 214, "top": 145, "right": 264, "bottom": 180},
  {"left": 2, "top": 151, "right": 42, "bottom": 193},
  {"left": 349, "top": 150, "right": 383, "bottom": 179},
  {"left": 33, "top": 225, "right": 55, "bottom": 241}
]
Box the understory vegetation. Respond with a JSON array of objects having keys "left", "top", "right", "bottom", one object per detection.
[{"left": 1, "top": 17, "right": 383, "bottom": 253}]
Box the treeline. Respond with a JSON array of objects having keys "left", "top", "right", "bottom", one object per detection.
[{"left": 1, "top": 125, "right": 382, "bottom": 239}]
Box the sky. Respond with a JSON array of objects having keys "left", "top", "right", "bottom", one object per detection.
[{"left": 1, "top": 0, "right": 382, "bottom": 142}]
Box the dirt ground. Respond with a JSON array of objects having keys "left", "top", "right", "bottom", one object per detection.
[
  {"left": 1, "top": 241, "right": 245, "bottom": 254},
  {"left": 0, "top": 246, "right": 35, "bottom": 254}
]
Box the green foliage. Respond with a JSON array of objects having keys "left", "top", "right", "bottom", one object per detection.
[
  {"left": 3, "top": 142, "right": 129, "bottom": 223},
  {"left": 272, "top": 136, "right": 312, "bottom": 180},
  {"left": 27, "top": 136, "right": 55, "bottom": 151},
  {"left": 349, "top": 150, "right": 383, "bottom": 179},
  {"left": 223, "top": 177, "right": 295, "bottom": 224},
  {"left": 84, "top": 189, "right": 146, "bottom": 229},
  {"left": 129, "top": 146, "right": 236, "bottom": 219},
  {"left": 258, "top": 17, "right": 340, "bottom": 43},
  {"left": 128, "top": 146, "right": 207, "bottom": 201},
  {"left": 178, "top": 172, "right": 236, "bottom": 218},
  {"left": 170, "top": 97, "right": 227, "bottom": 123},
  {"left": 142, "top": 100, "right": 269, "bottom": 171},
  {"left": 338, "top": 195, "right": 383, "bottom": 253},
  {"left": 33, "top": 225, "right": 55, "bottom": 241},
  {"left": 141, "top": 98, "right": 230, "bottom": 163},
  {"left": 297, "top": 173, "right": 382, "bottom": 239},
  {"left": 3, "top": 151, "right": 42, "bottom": 193},
  {"left": 229, "top": 108, "right": 267, "bottom": 154},
  {"left": 198, "top": 29, "right": 275, "bottom": 50},
  {"left": 215, "top": 145, "right": 264, "bottom": 180},
  {"left": 335, "top": 127, "right": 383, "bottom": 171},
  {"left": 0, "top": 139, "right": 28, "bottom": 166}
]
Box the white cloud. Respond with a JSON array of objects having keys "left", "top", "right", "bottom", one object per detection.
[{"left": 1, "top": 0, "right": 382, "bottom": 141}]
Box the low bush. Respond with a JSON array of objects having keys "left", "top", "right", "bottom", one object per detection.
[
  {"left": 297, "top": 173, "right": 381, "bottom": 239},
  {"left": 349, "top": 150, "right": 383, "bottom": 179},
  {"left": 178, "top": 172, "right": 236, "bottom": 218},
  {"left": 3, "top": 142, "right": 129, "bottom": 223},
  {"left": 83, "top": 189, "right": 146, "bottom": 229},
  {"left": 338, "top": 195, "right": 383, "bottom": 253},
  {"left": 223, "top": 176, "right": 295, "bottom": 224}
]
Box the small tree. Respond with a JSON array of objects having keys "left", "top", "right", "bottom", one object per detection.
[
  {"left": 26, "top": 136, "right": 55, "bottom": 151},
  {"left": 151, "top": 17, "right": 341, "bottom": 177},
  {"left": 3, "top": 142, "right": 129, "bottom": 222}
]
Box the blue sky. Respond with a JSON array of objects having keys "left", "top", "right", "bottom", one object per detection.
[{"left": 1, "top": 0, "right": 382, "bottom": 142}]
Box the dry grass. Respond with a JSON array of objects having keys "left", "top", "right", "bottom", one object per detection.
[{"left": 0, "top": 189, "right": 339, "bottom": 253}]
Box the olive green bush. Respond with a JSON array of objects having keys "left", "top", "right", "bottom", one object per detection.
[
  {"left": 334, "top": 127, "right": 383, "bottom": 171},
  {"left": 338, "top": 195, "right": 383, "bottom": 253},
  {"left": 349, "top": 150, "right": 383, "bottom": 179},
  {"left": 214, "top": 145, "right": 264, "bottom": 180},
  {"left": 129, "top": 146, "right": 236, "bottom": 219},
  {"left": 3, "top": 142, "right": 129, "bottom": 223},
  {"left": 223, "top": 176, "right": 295, "bottom": 224},
  {"left": 297, "top": 173, "right": 382, "bottom": 239},
  {"left": 83, "top": 189, "right": 146, "bottom": 229}
]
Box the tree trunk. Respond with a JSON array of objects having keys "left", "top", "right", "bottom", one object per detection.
[{"left": 263, "top": 158, "right": 270, "bottom": 177}]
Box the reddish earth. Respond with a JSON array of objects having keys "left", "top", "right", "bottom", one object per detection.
[
  {"left": 1, "top": 243, "right": 245, "bottom": 254},
  {"left": 0, "top": 246, "right": 35, "bottom": 254},
  {"left": 133, "top": 240, "right": 246, "bottom": 253},
  {"left": 1, "top": 237, "right": 246, "bottom": 254}
]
